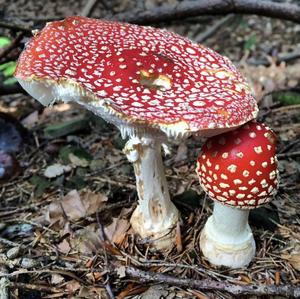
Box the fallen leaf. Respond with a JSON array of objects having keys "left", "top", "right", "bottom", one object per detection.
[
  {"left": 282, "top": 253, "right": 300, "bottom": 271},
  {"left": 70, "top": 225, "right": 102, "bottom": 255},
  {"left": 104, "top": 208, "right": 130, "bottom": 244},
  {"left": 57, "top": 238, "right": 71, "bottom": 254},
  {"left": 51, "top": 274, "right": 65, "bottom": 285},
  {"left": 44, "top": 163, "right": 72, "bottom": 178},
  {"left": 46, "top": 190, "right": 107, "bottom": 226}
]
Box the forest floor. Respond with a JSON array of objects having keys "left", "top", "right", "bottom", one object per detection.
[{"left": 0, "top": 0, "right": 299, "bottom": 298}]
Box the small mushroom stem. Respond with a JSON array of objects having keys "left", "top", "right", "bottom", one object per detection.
[
  {"left": 124, "top": 136, "right": 179, "bottom": 250},
  {"left": 200, "top": 202, "right": 255, "bottom": 268}
]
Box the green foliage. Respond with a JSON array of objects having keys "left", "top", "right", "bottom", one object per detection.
[
  {"left": 59, "top": 145, "right": 92, "bottom": 167},
  {"left": 273, "top": 91, "right": 300, "bottom": 106},
  {"left": 0, "top": 37, "right": 11, "bottom": 47},
  {"left": 43, "top": 117, "right": 90, "bottom": 139},
  {"left": 29, "top": 175, "right": 51, "bottom": 197},
  {"left": 244, "top": 35, "right": 257, "bottom": 50}
]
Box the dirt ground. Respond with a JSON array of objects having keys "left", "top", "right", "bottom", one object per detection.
[{"left": 0, "top": 0, "right": 299, "bottom": 298}]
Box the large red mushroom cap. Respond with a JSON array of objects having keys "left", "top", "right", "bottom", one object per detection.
[
  {"left": 15, "top": 16, "right": 258, "bottom": 138},
  {"left": 196, "top": 121, "right": 279, "bottom": 209}
]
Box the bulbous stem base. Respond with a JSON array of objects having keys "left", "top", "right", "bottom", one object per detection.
[{"left": 200, "top": 202, "right": 255, "bottom": 268}]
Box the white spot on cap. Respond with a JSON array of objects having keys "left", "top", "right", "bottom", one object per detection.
[
  {"left": 254, "top": 146, "right": 263, "bottom": 154},
  {"left": 201, "top": 164, "right": 207, "bottom": 172},
  {"left": 262, "top": 162, "right": 268, "bottom": 168},
  {"left": 267, "top": 145, "right": 272, "bottom": 150},
  {"left": 248, "top": 199, "right": 256, "bottom": 205},
  {"left": 234, "top": 179, "right": 242, "bottom": 185},
  {"left": 256, "top": 171, "right": 262, "bottom": 176},
  {"left": 193, "top": 101, "right": 206, "bottom": 107},
  {"left": 221, "top": 174, "right": 228, "bottom": 180},
  {"left": 269, "top": 170, "right": 276, "bottom": 180},
  {"left": 186, "top": 47, "right": 196, "bottom": 54},
  {"left": 250, "top": 160, "right": 255, "bottom": 166},
  {"left": 220, "top": 183, "right": 229, "bottom": 188},
  {"left": 216, "top": 195, "right": 227, "bottom": 202},
  {"left": 239, "top": 186, "right": 248, "bottom": 191},
  {"left": 249, "top": 132, "right": 256, "bottom": 138},
  {"left": 215, "top": 164, "right": 220, "bottom": 170},
  {"left": 250, "top": 187, "right": 259, "bottom": 194},
  {"left": 222, "top": 152, "right": 229, "bottom": 159},
  {"left": 206, "top": 176, "right": 212, "bottom": 183},
  {"left": 229, "top": 190, "right": 236, "bottom": 196},
  {"left": 213, "top": 186, "right": 221, "bottom": 193},
  {"left": 260, "top": 179, "right": 268, "bottom": 188},
  {"left": 206, "top": 159, "right": 212, "bottom": 167},
  {"left": 243, "top": 170, "right": 250, "bottom": 177},
  {"left": 236, "top": 194, "right": 245, "bottom": 199},
  {"left": 227, "top": 164, "right": 237, "bottom": 173},
  {"left": 248, "top": 179, "right": 256, "bottom": 185},
  {"left": 236, "top": 152, "right": 244, "bottom": 158}
]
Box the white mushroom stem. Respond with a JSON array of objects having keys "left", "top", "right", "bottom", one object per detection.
[
  {"left": 124, "top": 136, "right": 179, "bottom": 250},
  {"left": 200, "top": 202, "right": 255, "bottom": 268}
]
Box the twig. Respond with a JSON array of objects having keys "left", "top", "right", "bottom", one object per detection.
[
  {"left": 0, "top": 84, "right": 24, "bottom": 96},
  {"left": 114, "top": 0, "right": 300, "bottom": 25},
  {"left": 0, "top": 21, "right": 32, "bottom": 33},
  {"left": 96, "top": 213, "right": 115, "bottom": 299},
  {"left": 123, "top": 266, "right": 300, "bottom": 297},
  {"left": 81, "top": 0, "right": 98, "bottom": 17},
  {"left": 11, "top": 282, "right": 61, "bottom": 293},
  {"left": 277, "top": 151, "right": 300, "bottom": 159},
  {"left": 195, "top": 14, "right": 235, "bottom": 43}
]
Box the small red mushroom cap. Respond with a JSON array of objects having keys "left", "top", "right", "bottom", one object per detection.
[
  {"left": 15, "top": 16, "right": 258, "bottom": 138},
  {"left": 196, "top": 121, "right": 279, "bottom": 209}
]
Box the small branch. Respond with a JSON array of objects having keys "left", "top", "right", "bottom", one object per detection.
[
  {"left": 277, "top": 151, "right": 300, "bottom": 160},
  {"left": 0, "top": 21, "right": 32, "bottom": 33},
  {"left": 195, "top": 14, "right": 235, "bottom": 43},
  {"left": 124, "top": 266, "right": 300, "bottom": 297},
  {"left": 81, "top": 0, "right": 98, "bottom": 17},
  {"left": 0, "top": 84, "right": 24, "bottom": 96},
  {"left": 115, "top": 0, "right": 300, "bottom": 25}
]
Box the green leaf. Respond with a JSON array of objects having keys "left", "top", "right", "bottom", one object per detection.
[
  {"left": 273, "top": 91, "right": 300, "bottom": 106},
  {"left": 29, "top": 175, "right": 51, "bottom": 197},
  {"left": 43, "top": 117, "right": 89, "bottom": 139},
  {"left": 59, "top": 145, "right": 92, "bottom": 167},
  {"left": 3, "top": 77, "right": 17, "bottom": 86},
  {"left": 0, "top": 37, "right": 11, "bottom": 47},
  {"left": 244, "top": 35, "right": 257, "bottom": 51},
  {"left": 3, "top": 61, "right": 16, "bottom": 77}
]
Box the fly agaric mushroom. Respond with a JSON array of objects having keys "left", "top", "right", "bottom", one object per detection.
[
  {"left": 15, "top": 16, "right": 258, "bottom": 249},
  {"left": 196, "top": 121, "right": 279, "bottom": 268}
]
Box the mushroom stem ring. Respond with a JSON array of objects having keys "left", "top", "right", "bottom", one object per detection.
[{"left": 124, "top": 136, "right": 179, "bottom": 249}]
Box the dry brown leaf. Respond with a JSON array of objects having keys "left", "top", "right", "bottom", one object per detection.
[
  {"left": 57, "top": 238, "right": 71, "bottom": 254},
  {"left": 45, "top": 190, "right": 107, "bottom": 227},
  {"left": 70, "top": 225, "right": 102, "bottom": 255},
  {"left": 65, "top": 280, "right": 81, "bottom": 294},
  {"left": 282, "top": 253, "right": 300, "bottom": 271},
  {"left": 104, "top": 218, "right": 130, "bottom": 244}
]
